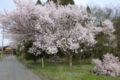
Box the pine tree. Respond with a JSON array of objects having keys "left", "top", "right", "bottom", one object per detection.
[
  {"left": 47, "top": 0, "right": 74, "bottom": 5},
  {"left": 61, "top": 0, "right": 74, "bottom": 5},
  {"left": 86, "top": 5, "right": 91, "bottom": 14},
  {"left": 36, "top": 0, "right": 42, "bottom": 5}
]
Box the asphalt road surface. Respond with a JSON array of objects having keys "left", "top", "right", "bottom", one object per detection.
[{"left": 0, "top": 56, "right": 41, "bottom": 80}]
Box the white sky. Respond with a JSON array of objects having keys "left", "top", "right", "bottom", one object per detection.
[{"left": 0, "top": 0, "right": 120, "bottom": 46}]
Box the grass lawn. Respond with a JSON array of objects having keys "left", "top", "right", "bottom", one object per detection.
[{"left": 18, "top": 56, "right": 120, "bottom": 80}]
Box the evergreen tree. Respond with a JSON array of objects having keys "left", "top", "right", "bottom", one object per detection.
[
  {"left": 23, "top": 41, "right": 39, "bottom": 63},
  {"left": 86, "top": 6, "right": 91, "bottom": 14},
  {"left": 47, "top": 0, "right": 74, "bottom": 5},
  {"left": 36, "top": 0, "right": 42, "bottom": 5}
]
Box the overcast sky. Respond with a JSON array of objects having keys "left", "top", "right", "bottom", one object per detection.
[{"left": 0, "top": 0, "right": 120, "bottom": 46}]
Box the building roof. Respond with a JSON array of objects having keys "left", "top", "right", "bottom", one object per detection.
[
  {"left": 0, "top": 46, "right": 2, "bottom": 49},
  {"left": 0, "top": 46, "right": 17, "bottom": 49}
]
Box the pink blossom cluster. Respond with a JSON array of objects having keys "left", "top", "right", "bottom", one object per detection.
[
  {"left": 28, "top": 46, "right": 41, "bottom": 56},
  {"left": 92, "top": 53, "right": 120, "bottom": 77}
]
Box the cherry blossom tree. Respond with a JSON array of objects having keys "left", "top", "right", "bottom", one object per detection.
[
  {"left": 0, "top": 0, "right": 116, "bottom": 68},
  {"left": 0, "top": 0, "right": 41, "bottom": 42},
  {"left": 32, "top": 3, "right": 115, "bottom": 68},
  {"left": 92, "top": 53, "right": 120, "bottom": 77},
  {"left": 0, "top": 0, "right": 43, "bottom": 62}
]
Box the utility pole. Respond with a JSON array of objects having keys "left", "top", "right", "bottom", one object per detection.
[
  {"left": 1, "top": 28, "right": 4, "bottom": 57},
  {"left": 57, "top": 0, "right": 60, "bottom": 5}
]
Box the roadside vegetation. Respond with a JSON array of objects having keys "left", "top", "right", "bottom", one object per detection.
[
  {"left": 0, "top": 54, "right": 9, "bottom": 60},
  {"left": 17, "top": 56, "right": 120, "bottom": 80}
]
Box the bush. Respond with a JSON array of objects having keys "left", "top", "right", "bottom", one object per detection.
[
  {"left": 24, "top": 52, "right": 41, "bottom": 63},
  {"left": 92, "top": 53, "right": 120, "bottom": 77}
]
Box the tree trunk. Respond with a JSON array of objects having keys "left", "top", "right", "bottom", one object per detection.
[
  {"left": 79, "top": 54, "right": 82, "bottom": 66},
  {"left": 34, "top": 58, "right": 37, "bottom": 63},
  {"left": 69, "top": 55, "right": 73, "bottom": 69},
  {"left": 42, "top": 58, "right": 44, "bottom": 68}
]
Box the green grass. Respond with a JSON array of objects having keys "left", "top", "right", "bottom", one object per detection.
[
  {"left": 17, "top": 56, "right": 120, "bottom": 80},
  {"left": 81, "top": 74, "right": 120, "bottom": 80},
  {"left": 0, "top": 54, "right": 9, "bottom": 60}
]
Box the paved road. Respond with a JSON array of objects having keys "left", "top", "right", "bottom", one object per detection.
[{"left": 0, "top": 56, "right": 41, "bottom": 80}]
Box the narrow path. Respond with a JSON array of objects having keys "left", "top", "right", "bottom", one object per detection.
[{"left": 0, "top": 56, "right": 41, "bottom": 80}]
